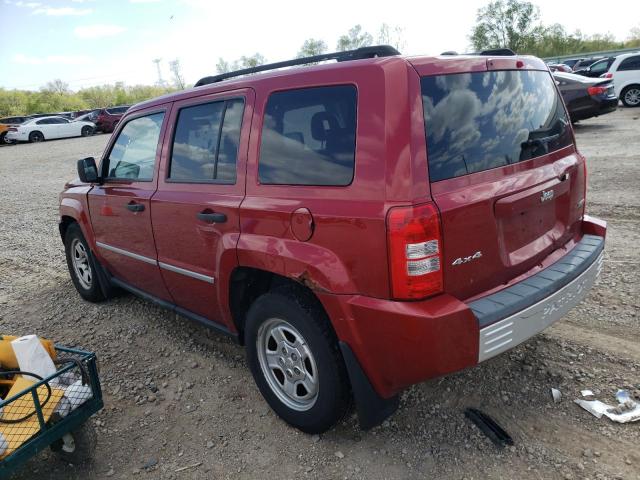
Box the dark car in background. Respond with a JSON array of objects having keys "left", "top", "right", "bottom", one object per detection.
[
  {"left": 94, "top": 105, "right": 130, "bottom": 133},
  {"left": 74, "top": 110, "right": 101, "bottom": 123},
  {"left": 572, "top": 57, "right": 603, "bottom": 71},
  {"left": 554, "top": 72, "right": 618, "bottom": 122},
  {"left": 548, "top": 63, "right": 573, "bottom": 73},
  {"left": 562, "top": 58, "right": 583, "bottom": 70},
  {"left": 574, "top": 57, "right": 616, "bottom": 78}
]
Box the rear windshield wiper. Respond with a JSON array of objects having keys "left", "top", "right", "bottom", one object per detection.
[{"left": 521, "top": 133, "right": 560, "bottom": 149}]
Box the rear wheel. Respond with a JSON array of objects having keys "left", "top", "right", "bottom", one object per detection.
[
  {"left": 64, "top": 223, "right": 105, "bottom": 302},
  {"left": 29, "top": 131, "right": 44, "bottom": 143},
  {"left": 81, "top": 125, "right": 94, "bottom": 137},
  {"left": 245, "top": 286, "right": 351, "bottom": 433},
  {"left": 621, "top": 85, "right": 640, "bottom": 107}
]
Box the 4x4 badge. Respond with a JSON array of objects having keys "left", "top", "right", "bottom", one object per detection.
[
  {"left": 541, "top": 189, "right": 554, "bottom": 203},
  {"left": 452, "top": 251, "right": 483, "bottom": 266}
]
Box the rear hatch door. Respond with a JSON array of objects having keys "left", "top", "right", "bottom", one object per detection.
[{"left": 418, "top": 64, "right": 585, "bottom": 300}]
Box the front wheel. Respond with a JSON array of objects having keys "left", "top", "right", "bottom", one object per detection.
[
  {"left": 245, "top": 286, "right": 351, "bottom": 433},
  {"left": 29, "top": 131, "right": 44, "bottom": 143},
  {"left": 81, "top": 125, "right": 94, "bottom": 137},
  {"left": 621, "top": 85, "right": 640, "bottom": 107},
  {"left": 64, "top": 223, "right": 105, "bottom": 302}
]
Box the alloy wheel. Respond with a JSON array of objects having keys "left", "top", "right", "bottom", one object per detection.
[
  {"left": 256, "top": 317, "right": 319, "bottom": 411},
  {"left": 71, "top": 238, "right": 92, "bottom": 289},
  {"left": 624, "top": 88, "right": 640, "bottom": 106}
]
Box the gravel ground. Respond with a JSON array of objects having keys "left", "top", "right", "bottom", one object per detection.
[{"left": 0, "top": 108, "right": 639, "bottom": 480}]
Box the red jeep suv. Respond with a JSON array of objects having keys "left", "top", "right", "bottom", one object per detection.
[
  {"left": 60, "top": 46, "right": 606, "bottom": 433},
  {"left": 94, "top": 105, "right": 130, "bottom": 133}
]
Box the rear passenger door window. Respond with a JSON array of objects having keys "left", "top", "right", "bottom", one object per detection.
[
  {"left": 258, "top": 85, "right": 357, "bottom": 186},
  {"left": 169, "top": 98, "right": 244, "bottom": 183}
]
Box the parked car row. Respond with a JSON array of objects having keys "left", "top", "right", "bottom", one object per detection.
[
  {"left": 549, "top": 52, "right": 640, "bottom": 108},
  {"left": 0, "top": 105, "right": 131, "bottom": 144}
]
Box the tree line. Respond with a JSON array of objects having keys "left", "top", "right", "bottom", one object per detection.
[
  {"left": 2, "top": 9, "right": 639, "bottom": 117},
  {"left": 471, "top": 0, "right": 640, "bottom": 57}
]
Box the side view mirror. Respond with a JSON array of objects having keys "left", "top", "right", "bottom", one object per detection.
[{"left": 77, "top": 157, "right": 99, "bottom": 183}]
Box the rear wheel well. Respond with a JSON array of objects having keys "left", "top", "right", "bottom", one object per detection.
[{"left": 229, "top": 268, "right": 326, "bottom": 345}]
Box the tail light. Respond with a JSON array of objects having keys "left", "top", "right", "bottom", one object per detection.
[
  {"left": 587, "top": 86, "right": 606, "bottom": 96},
  {"left": 603, "top": 73, "right": 613, "bottom": 78},
  {"left": 8, "top": 127, "right": 17, "bottom": 132},
  {"left": 387, "top": 203, "right": 443, "bottom": 300}
]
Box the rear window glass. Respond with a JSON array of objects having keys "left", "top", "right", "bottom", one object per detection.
[
  {"left": 258, "top": 85, "right": 357, "bottom": 186},
  {"left": 421, "top": 70, "right": 572, "bottom": 182}
]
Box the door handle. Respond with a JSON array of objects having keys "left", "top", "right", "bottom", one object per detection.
[
  {"left": 126, "top": 202, "right": 145, "bottom": 212},
  {"left": 197, "top": 211, "right": 227, "bottom": 223}
]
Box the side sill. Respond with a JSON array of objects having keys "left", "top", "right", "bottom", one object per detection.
[{"left": 109, "top": 277, "right": 239, "bottom": 343}]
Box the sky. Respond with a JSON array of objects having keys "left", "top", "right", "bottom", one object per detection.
[{"left": 0, "top": 0, "right": 638, "bottom": 91}]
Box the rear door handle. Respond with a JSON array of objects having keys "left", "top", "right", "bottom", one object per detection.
[
  {"left": 197, "top": 211, "right": 227, "bottom": 223},
  {"left": 126, "top": 202, "right": 145, "bottom": 212}
]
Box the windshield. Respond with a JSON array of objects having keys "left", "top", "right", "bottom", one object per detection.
[{"left": 421, "top": 70, "right": 572, "bottom": 182}]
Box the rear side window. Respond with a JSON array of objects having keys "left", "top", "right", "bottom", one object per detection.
[
  {"left": 589, "top": 59, "right": 610, "bottom": 74},
  {"left": 107, "top": 112, "right": 164, "bottom": 181},
  {"left": 618, "top": 55, "right": 640, "bottom": 71},
  {"left": 421, "top": 70, "right": 572, "bottom": 182},
  {"left": 169, "top": 98, "right": 244, "bottom": 183},
  {"left": 259, "top": 85, "right": 357, "bottom": 186}
]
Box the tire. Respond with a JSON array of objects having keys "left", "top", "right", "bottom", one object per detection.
[
  {"left": 81, "top": 125, "right": 93, "bottom": 137},
  {"left": 28, "top": 130, "right": 44, "bottom": 143},
  {"left": 245, "top": 285, "right": 351, "bottom": 433},
  {"left": 51, "top": 423, "right": 97, "bottom": 465},
  {"left": 620, "top": 85, "right": 640, "bottom": 107},
  {"left": 64, "top": 223, "right": 105, "bottom": 302}
]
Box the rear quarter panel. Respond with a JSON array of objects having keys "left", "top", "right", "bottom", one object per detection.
[{"left": 238, "top": 59, "right": 419, "bottom": 298}]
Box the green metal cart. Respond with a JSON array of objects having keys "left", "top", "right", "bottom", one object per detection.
[{"left": 0, "top": 346, "right": 103, "bottom": 478}]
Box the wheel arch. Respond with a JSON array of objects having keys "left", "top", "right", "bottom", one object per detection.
[
  {"left": 228, "top": 267, "right": 331, "bottom": 345},
  {"left": 59, "top": 197, "right": 96, "bottom": 249},
  {"left": 29, "top": 129, "right": 45, "bottom": 140}
]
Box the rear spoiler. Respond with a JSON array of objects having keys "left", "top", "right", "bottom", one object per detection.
[{"left": 440, "top": 48, "right": 516, "bottom": 56}]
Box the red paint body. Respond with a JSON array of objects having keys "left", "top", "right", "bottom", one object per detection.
[
  {"left": 59, "top": 54, "right": 606, "bottom": 399},
  {"left": 94, "top": 107, "right": 129, "bottom": 133}
]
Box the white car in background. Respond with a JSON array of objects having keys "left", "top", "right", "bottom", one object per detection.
[
  {"left": 5, "top": 116, "right": 95, "bottom": 143},
  {"left": 602, "top": 52, "right": 640, "bottom": 107}
]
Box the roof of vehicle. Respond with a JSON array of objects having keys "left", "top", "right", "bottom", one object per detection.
[
  {"left": 553, "top": 71, "right": 609, "bottom": 83},
  {"left": 613, "top": 51, "right": 640, "bottom": 61},
  {"left": 26, "top": 115, "right": 70, "bottom": 123},
  {"left": 128, "top": 50, "right": 548, "bottom": 114}
]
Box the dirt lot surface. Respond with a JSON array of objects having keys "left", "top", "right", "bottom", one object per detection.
[{"left": 1, "top": 108, "right": 639, "bottom": 480}]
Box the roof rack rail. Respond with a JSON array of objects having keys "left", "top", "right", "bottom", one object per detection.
[{"left": 194, "top": 45, "right": 401, "bottom": 87}]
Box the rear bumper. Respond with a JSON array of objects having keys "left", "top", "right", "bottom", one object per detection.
[
  {"left": 475, "top": 236, "right": 604, "bottom": 361},
  {"left": 318, "top": 217, "right": 606, "bottom": 399}
]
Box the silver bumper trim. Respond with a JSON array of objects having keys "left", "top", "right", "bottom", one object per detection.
[{"left": 478, "top": 251, "right": 604, "bottom": 362}]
